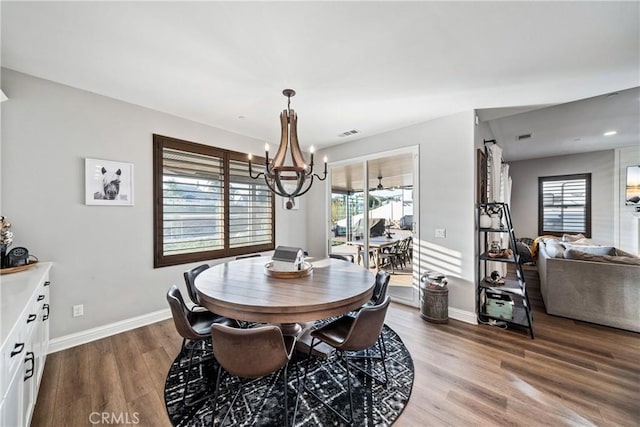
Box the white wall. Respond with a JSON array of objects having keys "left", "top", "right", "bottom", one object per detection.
[
  {"left": 617, "top": 145, "right": 640, "bottom": 254},
  {"left": 0, "top": 69, "right": 307, "bottom": 338},
  {"left": 509, "top": 150, "right": 615, "bottom": 245},
  {"left": 306, "top": 111, "right": 477, "bottom": 318}
]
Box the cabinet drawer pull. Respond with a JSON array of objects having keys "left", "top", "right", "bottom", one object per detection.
[
  {"left": 44, "top": 281, "right": 51, "bottom": 286},
  {"left": 10, "top": 342, "right": 25, "bottom": 357},
  {"left": 24, "top": 351, "right": 35, "bottom": 381},
  {"left": 27, "top": 314, "right": 37, "bottom": 323},
  {"left": 43, "top": 304, "right": 50, "bottom": 321},
  {"left": 37, "top": 294, "right": 45, "bottom": 301}
]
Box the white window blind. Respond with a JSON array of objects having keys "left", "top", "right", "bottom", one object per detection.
[
  {"left": 539, "top": 174, "right": 591, "bottom": 236},
  {"left": 153, "top": 135, "right": 275, "bottom": 267},
  {"left": 162, "top": 148, "right": 225, "bottom": 256},
  {"left": 229, "top": 159, "right": 273, "bottom": 248}
]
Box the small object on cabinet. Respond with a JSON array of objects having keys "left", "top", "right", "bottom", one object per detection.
[
  {"left": 479, "top": 209, "right": 492, "bottom": 228},
  {"left": 487, "top": 248, "right": 513, "bottom": 259},
  {"left": 484, "top": 270, "right": 505, "bottom": 285},
  {"left": 485, "top": 291, "right": 514, "bottom": 320}
]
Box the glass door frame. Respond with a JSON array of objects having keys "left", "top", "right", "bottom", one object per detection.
[{"left": 326, "top": 145, "right": 420, "bottom": 307}]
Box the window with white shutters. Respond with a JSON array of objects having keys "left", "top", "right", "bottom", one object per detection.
[
  {"left": 538, "top": 173, "right": 591, "bottom": 237},
  {"left": 153, "top": 135, "right": 274, "bottom": 267}
]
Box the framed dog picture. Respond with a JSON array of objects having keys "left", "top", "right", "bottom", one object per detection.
[{"left": 85, "top": 158, "right": 134, "bottom": 206}]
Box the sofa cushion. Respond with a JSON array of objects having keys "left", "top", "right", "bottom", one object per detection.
[
  {"left": 564, "top": 244, "right": 615, "bottom": 256},
  {"left": 564, "top": 248, "right": 640, "bottom": 265}
]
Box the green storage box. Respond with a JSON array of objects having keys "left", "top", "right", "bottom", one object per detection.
[{"left": 485, "top": 291, "right": 514, "bottom": 320}]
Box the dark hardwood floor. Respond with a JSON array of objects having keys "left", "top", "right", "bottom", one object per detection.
[{"left": 32, "top": 269, "right": 639, "bottom": 426}]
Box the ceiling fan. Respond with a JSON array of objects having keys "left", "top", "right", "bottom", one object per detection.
[{"left": 370, "top": 175, "right": 384, "bottom": 191}]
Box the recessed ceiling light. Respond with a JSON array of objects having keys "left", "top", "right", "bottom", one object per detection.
[{"left": 603, "top": 131, "right": 617, "bottom": 136}]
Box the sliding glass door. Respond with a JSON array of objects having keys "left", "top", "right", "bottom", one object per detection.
[
  {"left": 329, "top": 163, "right": 364, "bottom": 262},
  {"left": 329, "top": 147, "right": 420, "bottom": 307}
]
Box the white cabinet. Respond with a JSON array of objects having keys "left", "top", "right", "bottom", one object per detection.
[{"left": 0, "top": 262, "right": 52, "bottom": 427}]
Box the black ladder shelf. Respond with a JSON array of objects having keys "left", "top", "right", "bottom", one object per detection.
[{"left": 476, "top": 202, "right": 534, "bottom": 339}]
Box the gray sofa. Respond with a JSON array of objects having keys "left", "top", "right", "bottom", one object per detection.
[{"left": 537, "top": 239, "right": 640, "bottom": 333}]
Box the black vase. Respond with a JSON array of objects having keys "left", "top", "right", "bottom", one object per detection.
[{"left": 0, "top": 246, "right": 6, "bottom": 269}]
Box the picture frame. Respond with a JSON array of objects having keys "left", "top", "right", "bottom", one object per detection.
[
  {"left": 85, "top": 158, "right": 134, "bottom": 206},
  {"left": 625, "top": 165, "right": 640, "bottom": 205}
]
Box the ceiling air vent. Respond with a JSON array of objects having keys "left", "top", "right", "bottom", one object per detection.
[
  {"left": 338, "top": 129, "right": 360, "bottom": 137},
  {"left": 517, "top": 133, "right": 532, "bottom": 141}
]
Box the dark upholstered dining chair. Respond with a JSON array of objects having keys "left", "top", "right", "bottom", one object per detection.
[
  {"left": 348, "top": 270, "right": 391, "bottom": 365},
  {"left": 299, "top": 296, "right": 391, "bottom": 425},
  {"left": 183, "top": 264, "right": 210, "bottom": 308},
  {"left": 370, "top": 270, "right": 391, "bottom": 306},
  {"left": 166, "top": 285, "right": 239, "bottom": 407},
  {"left": 210, "top": 324, "right": 299, "bottom": 426}
]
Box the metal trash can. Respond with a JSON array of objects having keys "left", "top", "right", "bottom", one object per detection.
[{"left": 420, "top": 271, "right": 448, "bottom": 323}]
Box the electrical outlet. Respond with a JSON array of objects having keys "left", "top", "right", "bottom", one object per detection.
[
  {"left": 435, "top": 228, "right": 446, "bottom": 238},
  {"left": 72, "top": 304, "right": 84, "bottom": 317}
]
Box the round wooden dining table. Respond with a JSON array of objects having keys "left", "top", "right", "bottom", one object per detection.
[{"left": 195, "top": 257, "right": 375, "bottom": 336}]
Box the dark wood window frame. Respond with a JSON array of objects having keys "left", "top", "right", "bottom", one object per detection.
[
  {"left": 153, "top": 134, "right": 275, "bottom": 268},
  {"left": 538, "top": 173, "right": 591, "bottom": 238}
]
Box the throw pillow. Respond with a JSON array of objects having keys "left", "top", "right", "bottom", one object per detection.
[
  {"left": 516, "top": 241, "right": 534, "bottom": 264},
  {"left": 562, "top": 233, "right": 586, "bottom": 242},
  {"left": 564, "top": 244, "right": 615, "bottom": 256},
  {"left": 565, "top": 237, "right": 592, "bottom": 245},
  {"left": 545, "top": 241, "right": 565, "bottom": 258}
]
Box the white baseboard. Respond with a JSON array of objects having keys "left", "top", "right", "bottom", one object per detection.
[
  {"left": 48, "top": 308, "right": 172, "bottom": 354},
  {"left": 391, "top": 298, "right": 477, "bottom": 325},
  {"left": 448, "top": 307, "right": 478, "bottom": 325},
  {"left": 47, "top": 305, "right": 477, "bottom": 354}
]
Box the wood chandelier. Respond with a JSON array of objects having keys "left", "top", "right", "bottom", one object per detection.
[{"left": 249, "top": 89, "right": 327, "bottom": 209}]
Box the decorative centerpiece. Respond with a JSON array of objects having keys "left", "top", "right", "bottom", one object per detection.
[
  {"left": 487, "top": 247, "right": 513, "bottom": 259},
  {"left": 265, "top": 246, "right": 312, "bottom": 278},
  {"left": 486, "top": 204, "right": 504, "bottom": 229},
  {"left": 484, "top": 270, "right": 505, "bottom": 286},
  {"left": 479, "top": 208, "right": 492, "bottom": 228},
  {"left": 0, "top": 216, "right": 14, "bottom": 269}
]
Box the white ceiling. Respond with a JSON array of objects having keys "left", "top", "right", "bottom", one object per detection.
[
  {"left": 484, "top": 87, "right": 640, "bottom": 162},
  {"left": 2, "top": 2, "right": 639, "bottom": 153}
]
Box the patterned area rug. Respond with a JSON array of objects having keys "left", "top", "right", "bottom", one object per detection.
[{"left": 164, "top": 324, "right": 414, "bottom": 426}]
